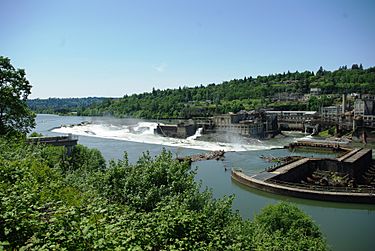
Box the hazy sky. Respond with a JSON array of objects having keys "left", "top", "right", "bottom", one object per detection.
[{"left": 1, "top": 0, "right": 375, "bottom": 98}]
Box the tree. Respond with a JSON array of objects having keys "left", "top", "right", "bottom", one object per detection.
[
  {"left": 0, "top": 138, "right": 327, "bottom": 250},
  {"left": 73, "top": 64, "right": 375, "bottom": 119},
  {"left": 252, "top": 202, "right": 326, "bottom": 250},
  {"left": 0, "top": 56, "right": 35, "bottom": 136},
  {"left": 316, "top": 66, "right": 325, "bottom": 76}
]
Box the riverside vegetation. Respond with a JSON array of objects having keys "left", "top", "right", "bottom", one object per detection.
[
  {"left": 1, "top": 55, "right": 327, "bottom": 249},
  {"left": 0, "top": 138, "right": 327, "bottom": 250}
]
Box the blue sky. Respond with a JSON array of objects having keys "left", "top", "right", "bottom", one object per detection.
[{"left": 1, "top": 0, "right": 374, "bottom": 98}]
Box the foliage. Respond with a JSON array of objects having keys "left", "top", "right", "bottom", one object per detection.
[
  {"left": 318, "top": 129, "right": 331, "bottom": 138},
  {"left": 307, "top": 95, "right": 336, "bottom": 111},
  {"left": 0, "top": 56, "right": 35, "bottom": 136},
  {"left": 29, "top": 132, "right": 43, "bottom": 137},
  {"left": 328, "top": 126, "right": 336, "bottom": 136},
  {"left": 65, "top": 144, "right": 106, "bottom": 173},
  {"left": 317, "top": 126, "right": 336, "bottom": 138},
  {"left": 69, "top": 65, "right": 375, "bottom": 119},
  {"left": 0, "top": 138, "right": 327, "bottom": 250},
  {"left": 252, "top": 202, "right": 327, "bottom": 250},
  {"left": 27, "top": 97, "right": 109, "bottom": 115}
]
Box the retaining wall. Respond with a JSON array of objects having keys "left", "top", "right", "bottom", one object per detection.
[{"left": 232, "top": 170, "right": 375, "bottom": 204}]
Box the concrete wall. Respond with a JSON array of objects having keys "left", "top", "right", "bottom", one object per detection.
[
  {"left": 215, "top": 123, "right": 266, "bottom": 138},
  {"left": 231, "top": 170, "right": 375, "bottom": 204},
  {"left": 279, "top": 122, "right": 304, "bottom": 130},
  {"left": 272, "top": 149, "right": 372, "bottom": 184},
  {"left": 273, "top": 159, "right": 358, "bottom": 183},
  {"left": 274, "top": 159, "right": 317, "bottom": 182},
  {"left": 155, "top": 125, "right": 178, "bottom": 138},
  {"left": 231, "top": 148, "right": 374, "bottom": 203},
  {"left": 342, "top": 149, "right": 372, "bottom": 183},
  {"left": 155, "top": 124, "right": 197, "bottom": 138},
  {"left": 176, "top": 124, "right": 196, "bottom": 138},
  {"left": 211, "top": 112, "right": 278, "bottom": 138}
]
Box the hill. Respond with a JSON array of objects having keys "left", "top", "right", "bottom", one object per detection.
[
  {"left": 30, "top": 65, "right": 375, "bottom": 118},
  {"left": 27, "top": 97, "right": 111, "bottom": 115}
]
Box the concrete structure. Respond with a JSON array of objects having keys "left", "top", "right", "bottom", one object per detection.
[
  {"left": 288, "top": 139, "right": 350, "bottom": 150},
  {"left": 342, "top": 94, "right": 347, "bottom": 114},
  {"left": 231, "top": 147, "right": 375, "bottom": 204},
  {"left": 27, "top": 135, "right": 78, "bottom": 155},
  {"left": 354, "top": 99, "right": 375, "bottom": 127},
  {"left": 212, "top": 110, "right": 279, "bottom": 139},
  {"left": 232, "top": 169, "right": 375, "bottom": 204},
  {"left": 192, "top": 117, "right": 215, "bottom": 130},
  {"left": 321, "top": 105, "right": 342, "bottom": 123},
  {"left": 212, "top": 113, "right": 240, "bottom": 125},
  {"left": 266, "top": 111, "right": 318, "bottom": 123},
  {"left": 27, "top": 135, "right": 78, "bottom": 147},
  {"left": 156, "top": 92, "right": 375, "bottom": 140},
  {"left": 155, "top": 123, "right": 197, "bottom": 139},
  {"left": 155, "top": 110, "right": 278, "bottom": 139},
  {"left": 265, "top": 110, "right": 318, "bottom": 132}
]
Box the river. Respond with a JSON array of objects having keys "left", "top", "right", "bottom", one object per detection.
[{"left": 35, "top": 114, "right": 375, "bottom": 251}]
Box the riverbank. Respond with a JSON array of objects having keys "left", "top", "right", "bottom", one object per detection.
[{"left": 34, "top": 114, "right": 375, "bottom": 251}]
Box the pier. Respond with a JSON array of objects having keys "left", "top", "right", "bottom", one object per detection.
[
  {"left": 27, "top": 134, "right": 78, "bottom": 155},
  {"left": 288, "top": 139, "right": 350, "bottom": 151}
]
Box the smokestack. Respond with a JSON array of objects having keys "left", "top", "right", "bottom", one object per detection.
[{"left": 342, "top": 94, "right": 346, "bottom": 114}]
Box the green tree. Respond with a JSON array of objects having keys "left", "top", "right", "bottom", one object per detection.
[
  {"left": 0, "top": 56, "right": 35, "bottom": 136},
  {"left": 0, "top": 138, "right": 327, "bottom": 250},
  {"left": 252, "top": 202, "right": 327, "bottom": 250},
  {"left": 50, "top": 64, "right": 375, "bottom": 118}
]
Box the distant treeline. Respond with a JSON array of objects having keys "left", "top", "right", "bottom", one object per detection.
[
  {"left": 27, "top": 97, "right": 110, "bottom": 114},
  {"left": 31, "top": 65, "right": 375, "bottom": 118}
]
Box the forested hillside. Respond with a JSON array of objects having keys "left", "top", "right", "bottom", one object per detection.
[
  {"left": 78, "top": 65, "right": 375, "bottom": 119},
  {"left": 27, "top": 97, "right": 109, "bottom": 114},
  {"left": 28, "top": 65, "right": 375, "bottom": 118}
]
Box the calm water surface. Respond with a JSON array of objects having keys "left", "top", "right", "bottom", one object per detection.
[{"left": 35, "top": 114, "right": 375, "bottom": 251}]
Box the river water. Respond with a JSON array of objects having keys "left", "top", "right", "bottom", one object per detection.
[{"left": 35, "top": 114, "right": 375, "bottom": 251}]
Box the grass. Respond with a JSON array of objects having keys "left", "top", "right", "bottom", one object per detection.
[{"left": 317, "top": 129, "right": 330, "bottom": 138}]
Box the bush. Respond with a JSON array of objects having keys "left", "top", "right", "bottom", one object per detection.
[
  {"left": 0, "top": 139, "right": 327, "bottom": 250},
  {"left": 29, "top": 132, "right": 43, "bottom": 137},
  {"left": 64, "top": 144, "right": 106, "bottom": 173},
  {"left": 252, "top": 202, "right": 327, "bottom": 250}
]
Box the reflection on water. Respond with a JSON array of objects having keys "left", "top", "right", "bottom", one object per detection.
[{"left": 35, "top": 114, "right": 375, "bottom": 251}]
